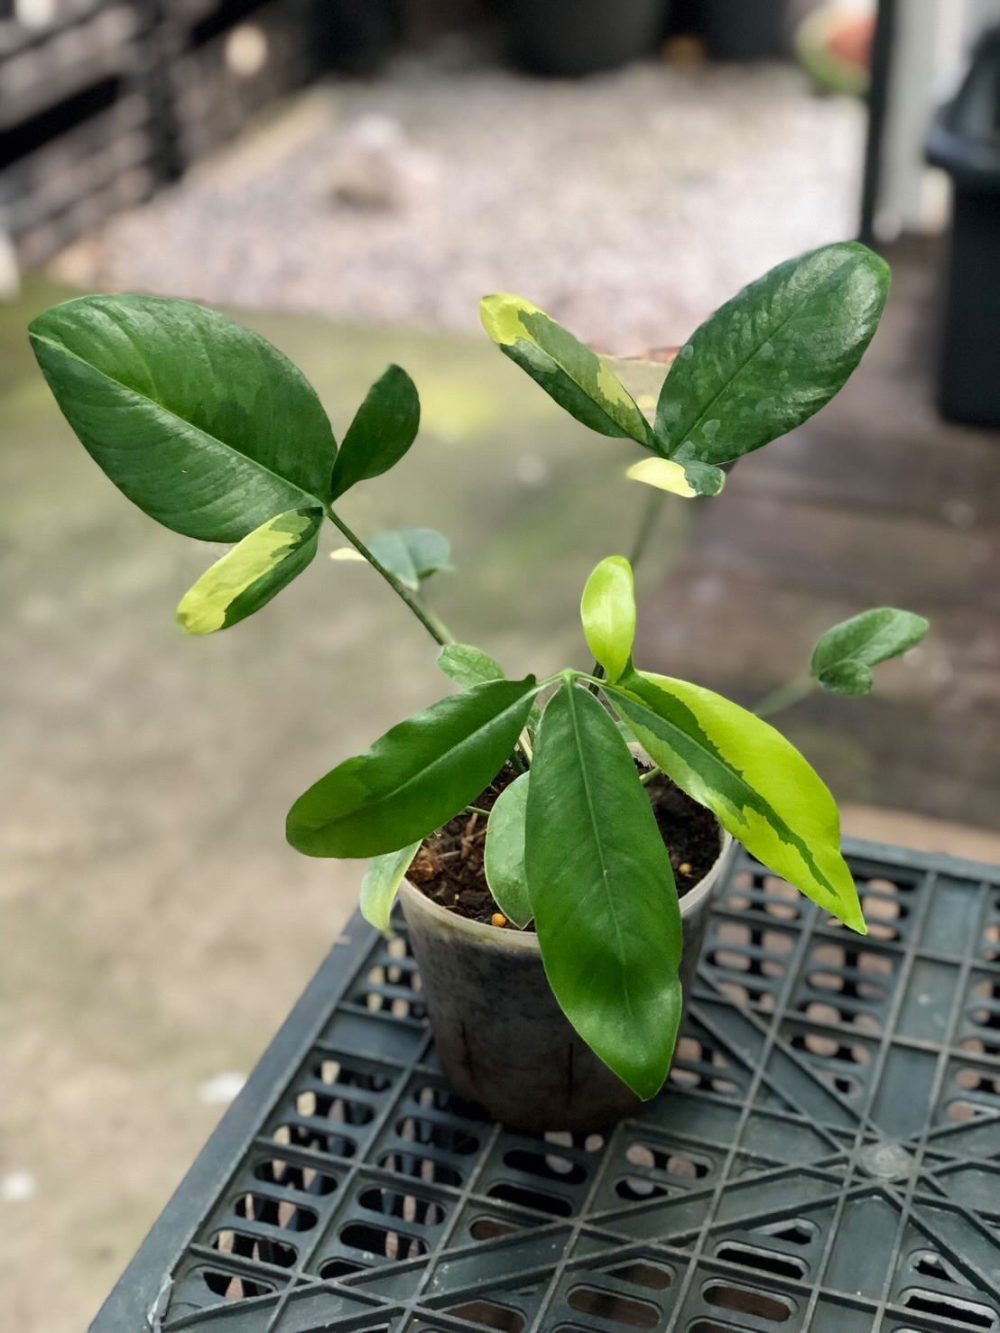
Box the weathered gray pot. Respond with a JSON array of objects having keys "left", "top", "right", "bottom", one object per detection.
[{"left": 398, "top": 831, "right": 734, "bottom": 1133}]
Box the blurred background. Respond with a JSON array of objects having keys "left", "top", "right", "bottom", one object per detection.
[{"left": 2, "top": 0, "right": 1000, "bottom": 1326}]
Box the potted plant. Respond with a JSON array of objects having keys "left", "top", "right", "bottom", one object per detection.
[
  {"left": 702, "top": 0, "right": 790, "bottom": 62},
  {"left": 499, "top": 0, "right": 668, "bottom": 77},
  {"left": 29, "top": 241, "right": 927, "bottom": 1133}
]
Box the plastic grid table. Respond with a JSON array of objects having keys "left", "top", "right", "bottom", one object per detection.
[{"left": 95, "top": 839, "right": 1000, "bottom": 1333}]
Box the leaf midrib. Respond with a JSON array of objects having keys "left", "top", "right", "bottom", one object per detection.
[
  {"left": 30, "top": 330, "right": 322, "bottom": 507},
  {"left": 563, "top": 685, "right": 634, "bottom": 1022}
]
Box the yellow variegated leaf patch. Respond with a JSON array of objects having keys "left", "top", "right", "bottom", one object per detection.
[
  {"left": 177, "top": 506, "right": 322, "bottom": 634},
  {"left": 626, "top": 457, "right": 699, "bottom": 499},
  {"left": 480, "top": 294, "right": 652, "bottom": 445}
]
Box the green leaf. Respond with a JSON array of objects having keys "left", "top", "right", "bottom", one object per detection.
[
  {"left": 176, "top": 506, "right": 322, "bottom": 634},
  {"left": 484, "top": 773, "right": 531, "bottom": 928},
  {"left": 655, "top": 242, "right": 890, "bottom": 465},
  {"left": 438, "top": 643, "right": 505, "bottom": 690},
  {"left": 811, "top": 607, "right": 929, "bottom": 696},
  {"left": 368, "top": 528, "right": 452, "bottom": 592},
  {"left": 525, "top": 683, "right": 682, "bottom": 1100},
  {"left": 287, "top": 677, "right": 538, "bottom": 858},
  {"left": 606, "top": 671, "right": 865, "bottom": 933},
  {"left": 329, "top": 365, "right": 420, "bottom": 500},
  {"left": 29, "top": 295, "right": 337, "bottom": 542},
  {"left": 580, "top": 555, "right": 636, "bottom": 685},
  {"left": 480, "top": 294, "right": 652, "bottom": 445},
  {"left": 360, "top": 842, "right": 422, "bottom": 933}
]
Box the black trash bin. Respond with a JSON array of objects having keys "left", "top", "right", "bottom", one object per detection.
[{"left": 926, "top": 25, "right": 1000, "bottom": 426}]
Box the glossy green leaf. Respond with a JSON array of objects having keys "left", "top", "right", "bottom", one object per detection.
[
  {"left": 437, "top": 643, "right": 505, "bottom": 690},
  {"left": 329, "top": 364, "right": 420, "bottom": 500},
  {"left": 606, "top": 670, "right": 865, "bottom": 933},
  {"left": 29, "top": 295, "right": 337, "bottom": 541},
  {"left": 368, "top": 528, "right": 453, "bottom": 592},
  {"left": 484, "top": 773, "right": 531, "bottom": 928},
  {"left": 480, "top": 294, "right": 652, "bottom": 444},
  {"left": 655, "top": 242, "right": 889, "bottom": 465},
  {"left": 176, "top": 506, "right": 322, "bottom": 634},
  {"left": 525, "top": 683, "right": 682, "bottom": 1100},
  {"left": 580, "top": 555, "right": 636, "bottom": 685},
  {"left": 360, "top": 841, "right": 422, "bottom": 933},
  {"left": 811, "top": 607, "right": 929, "bottom": 695},
  {"left": 287, "top": 677, "right": 538, "bottom": 858}
]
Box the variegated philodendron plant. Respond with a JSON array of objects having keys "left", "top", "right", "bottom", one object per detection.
[{"left": 30, "top": 241, "right": 928, "bottom": 1099}]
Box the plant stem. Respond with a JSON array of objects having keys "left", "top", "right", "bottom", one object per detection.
[
  {"left": 752, "top": 673, "right": 815, "bottom": 720},
  {"left": 639, "top": 765, "right": 662, "bottom": 786},
  {"left": 628, "top": 485, "right": 663, "bottom": 571},
  {"left": 326, "top": 506, "right": 454, "bottom": 648}
]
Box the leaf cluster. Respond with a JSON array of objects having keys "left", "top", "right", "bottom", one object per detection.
[{"left": 29, "top": 243, "right": 929, "bottom": 1101}]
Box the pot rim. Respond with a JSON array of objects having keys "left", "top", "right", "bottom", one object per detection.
[{"left": 398, "top": 824, "right": 735, "bottom": 955}]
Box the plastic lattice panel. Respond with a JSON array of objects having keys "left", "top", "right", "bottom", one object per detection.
[{"left": 99, "top": 843, "right": 1000, "bottom": 1333}]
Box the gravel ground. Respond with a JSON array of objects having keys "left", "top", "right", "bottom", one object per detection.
[{"left": 53, "top": 56, "right": 865, "bottom": 349}]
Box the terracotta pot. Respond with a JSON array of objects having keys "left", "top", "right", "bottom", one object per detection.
[{"left": 399, "top": 830, "right": 734, "bottom": 1133}]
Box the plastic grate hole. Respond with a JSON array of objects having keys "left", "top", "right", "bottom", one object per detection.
[
  {"left": 715, "top": 1242, "right": 807, "bottom": 1281},
  {"left": 470, "top": 1216, "right": 523, "bottom": 1241},
  {"left": 201, "top": 1267, "right": 276, "bottom": 1301},
  {"left": 912, "top": 1250, "right": 959, "bottom": 1282},
  {"left": 272, "top": 1123, "right": 356, "bottom": 1158},
  {"left": 211, "top": 1229, "right": 297, "bottom": 1268},
  {"left": 503, "top": 1148, "right": 588, "bottom": 1185},
  {"left": 319, "top": 1257, "right": 366, "bottom": 1280},
  {"left": 755, "top": 1219, "right": 816, "bottom": 1247},
  {"left": 446, "top": 1300, "right": 526, "bottom": 1332},
  {"left": 487, "top": 1181, "right": 573, "bottom": 1216},
  {"left": 294, "top": 1089, "right": 375, "bottom": 1126},
  {"left": 358, "top": 1185, "right": 447, "bottom": 1227},
  {"left": 233, "top": 1192, "right": 318, "bottom": 1232},
  {"left": 670, "top": 1039, "right": 741, "bottom": 1097},
  {"left": 859, "top": 878, "right": 911, "bottom": 940},
  {"left": 546, "top": 1130, "right": 605, "bottom": 1153},
  {"left": 396, "top": 1116, "right": 481, "bottom": 1155},
  {"left": 339, "top": 1221, "right": 429, "bottom": 1261},
  {"left": 627, "top": 1144, "right": 711, "bottom": 1177},
  {"left": 253, "top": 1159, "right": 338, "bottom": 1196},
  {"left": 567, "top": 1285, "right": 660, "bottom": 1329},
  {"left": 981, "top": 923, "right": 1000, "bottom": 962},
  {"left": 313, "top": 1058, "right": 392, "bottom": 1093},
  {"left": 703, "top": 1281, "right": 793, "bottom": 1322},
  {"left": 947, "top": 1100, "right": 994, "bottom": 1123},
  {"left": 687, "top": 1323, "right": 752, "bottom": 1333},
  {"left": 615, "top": 1176, "right": 673, "bottom": 1202},
  {"left": 902, "top": 1289, "right": 998, "bottom": 1329},
  {"left": 379, "top": 1150, "right": 463, "bottom": 1187},
  {"left": 606, "top": 1260, "right": 673, "bottom": 1291},
  {"left": 801, "top": 999, "right": 881, "bottom": 1035}
]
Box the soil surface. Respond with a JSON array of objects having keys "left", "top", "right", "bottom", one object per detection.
[{"left": 412, "top": 764, "right": 721, "bottom": 926}]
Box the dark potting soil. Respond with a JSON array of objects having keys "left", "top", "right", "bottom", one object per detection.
[{"left": 410, "top": 762, "right": 721, "bottom": 928}]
